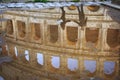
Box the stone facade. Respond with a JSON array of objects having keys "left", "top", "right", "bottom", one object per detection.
[{"left": 0, "top": 4, "right": 120, "bottom": 80}]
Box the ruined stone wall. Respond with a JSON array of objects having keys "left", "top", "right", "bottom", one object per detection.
[{"left": 0, "top": 5, "right": 120, "bottom": 80}]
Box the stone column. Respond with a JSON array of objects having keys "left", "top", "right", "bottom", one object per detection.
[
  {"left": 78, "top": 57, "right": 84, "bottom": 75},
  {"left": 96, "top": 57, "right": 101, "bottom": 77},
  {"left": 29, "top": 50, "right": 37, "bottom": 66},
  {"left": 12, "top": 18, "right": 17, "bottom": 41},
  {"left": 81, "top": 27, "right": 86, "bottom": 50},
  {"left": 44, "top": 53, "right": 50, "bottom": 71},
  {"left": 96, "top": 24, "right": 102, "bottom": 53},
  {"left": 8, "top": 45, "right": 16, "bottom": 58},
  {"left": 17, "top": 48, "right": 25, "bottom": 62},
  {"left": 25, "top": 17, "right": 30, "bottom": 42},
  {"left": 61, "top": 25, "right": 65, "bottom": 47},
  {"left": 116, "top": 60, "right": 119, "bottom": 76},
  {"left": 42, "top": 20, "right": 46, "bottom": 45},
  {"left": 78, "top": 27, "right": 81, "bottom": 50},
  {"left": 101, "top": 24, "right": 109, "bottom": 52},
  {"left": 60, "top": 55, "right": 67, "bottom": 75},
  {"left": 98, "top": 58, "right": 104, "bottom": 78}
]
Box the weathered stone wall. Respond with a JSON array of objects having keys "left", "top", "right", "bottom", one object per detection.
[{"left": 0, "top": 5, "right": 120, "bottom": 80}]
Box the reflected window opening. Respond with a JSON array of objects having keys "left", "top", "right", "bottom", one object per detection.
[
  {"left": 6, "top": 20, "right": 13, "bottom": 35},
  {"left": 51, "top": 56, "right": 60, "bottom": 69},
  {"left": 67, "top": 58, "right": 78, "bottom": 71},
  {"left": 104, "top": 61, "right": 115, "bottom": 74},
  {"left": 24, "top": 50, "right": 29, "bottom": 61},
  {"left": 37, "top": 53, "right": 44, "bottom": 65},
  {"left": 67, "top": 27, "right": 78, "bottom": 43},
  {"left": 49, "top": 25, "right": 58, "bottom": 43},
  {"left": 14, "top": 47, "right": 18, "bottom": 57},
  {"left": 17, "top": 21, "right": 26, "bottom": 38},
  {"left": 84, "top": 60, "right": 96, "bottom": 73}
]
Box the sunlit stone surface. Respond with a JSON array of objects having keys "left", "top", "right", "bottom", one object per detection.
[{"left": 0, "top": 1, "right": 120, "bottom": 80}]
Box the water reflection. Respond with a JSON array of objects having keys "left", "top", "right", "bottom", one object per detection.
[
  {"left": 24, "top": 50, "right": 29, "bottom": 61},
  {"left": 67, "top": 58, "right": 78, "bottom": 71},
  {"left": 104, "top": 61, "right": 115, "bottom": 74},
  {"left": 0, "top": 76, "right": 4, "bottom": 80},
  {"left": 84, "top": 60, "right": 96, "bottom": 73},
  {"left": 14, "top": 47, "right": 18, "bottom": 57},
  {"left": 51, "top": 56, "right": 60, "bottom": 68},
  {"left": 37, "top": 53, "right": 44, "bottom": 65}
]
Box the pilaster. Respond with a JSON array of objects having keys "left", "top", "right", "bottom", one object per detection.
[
  {"left": 29, "top": 50, "right": 37, "bottom": 66},
  {"left": 78, "top": 57, "right": 84, "bottom": 74},
  {"left": 101, "top": 24, "right": 109, "bottom": 52},
  {"left": 60, "top": 55, "right": 67, "bottom": 74},
  {"left": 81, "top": 27, "right": 86, "bottom": 50},
  {"left": 17, "top": 48, "right": 25, "bottom": 62}
]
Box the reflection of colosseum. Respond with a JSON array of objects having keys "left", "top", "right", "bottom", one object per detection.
[{"left": 0, "top": 2, "right": 120, "bottom": 80}]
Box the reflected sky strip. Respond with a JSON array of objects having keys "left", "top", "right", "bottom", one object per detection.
[
  {"left": 84, "top": 60, "right": 96, "bottom": 73},
  {"left": 104, "top": 61, "right": 115, "bottom": 74},
  {"left": 67, "top": 58, "right": 78, "bottom": 71},
  {"left": 37, "top": 53, "right": 43, "bottom": 65},
  {"left": 24, "top": 50, "right": 29, "bottom": 61},
  {"left": 14, "top": 47, "right": 18, "bottom": 57},
  {"left": 51, "top": 56, "right": 60, "bottom": 69}
]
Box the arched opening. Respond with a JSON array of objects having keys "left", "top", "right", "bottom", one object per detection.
[
  {"left": 86, "top": 28, "right": 99, "bottom": 43},
  {"left": 104, "top": 61, "right": 116, "bottom": 75},
  {"left": 84, "top": 60, "right": 96, "bottom": 74},
  {"left": 30, "top": 23, "right": 41, "bottom": 40},
  {"left": 6, "top": 20, "right": 13, "bottom": 35},
  {"left": 107, "top": 29, "right": 119, "bottom": 48},
  {"left": 67, "top": 58, "right": 78, "bottom": 71},
  {"left": 14, "top": 47, "right": 18, "bottom": 57},
  {"left": 51, "top": 56, "right": 60, "bottom": 69},
  {"left": 17, "top": 21, "right": 26, "bottom": 38},
  {"left": 37, "top": 53, "right": 44, "bottom": 65},
  {"left": 66, "top": 27, "right": 78, "bottom": 45},
  {"left": 24, "top": 50, "right": 29, "bottom": 61},
  {"left": 49, "top": 25, "right": 58, "bottom": 43}
]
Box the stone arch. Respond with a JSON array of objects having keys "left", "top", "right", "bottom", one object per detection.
[
  {"left": 107, "top": 29, "right": 120, "bottom": 48},
  {"left": 6, "top": 19, "right": 13, "bottom": 35},
  {"left": 49, "top": 25, "right": 58, "bottom": 43},
  {"left": 30, "top": 23, "right": 41, "bottom": 40},
  {"left": 65, "top": 21, "right": 78, "bottom": 45},
  {"left": 17, "top": 21, "right": 26, "bottom": 38},
  {"left": 85, "top": 28, "right": 99, "bottom": 43}
]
